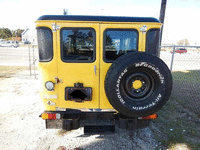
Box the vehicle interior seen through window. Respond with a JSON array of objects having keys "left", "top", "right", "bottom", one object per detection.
[
  {"left": 104, "top": 29, "right": 138, "bottom": 61},
  {"left": 61, "top": 28, "right": 95, "bottom": 62}
]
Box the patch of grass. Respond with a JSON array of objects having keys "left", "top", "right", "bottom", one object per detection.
[
  {"left": 151, "top": 97, "right": 200, "bottom": 150},
  {"left": 171, "top": 70, "right": 200, "bottom": 114},
  {"left": 150, "top": 70, "right": 200, "bottom": 150},
  {"left": 172, "top": 70, "right": 200, "bottom": 83}
]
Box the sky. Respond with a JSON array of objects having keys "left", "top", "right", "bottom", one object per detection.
[{"left": 0, "top": 0, "right": 200, "bottom": 45}]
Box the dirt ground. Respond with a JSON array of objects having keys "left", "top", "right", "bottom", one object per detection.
[
  {"left": 0, "top": 67, "right": 161, "bottom": 150},
  {"left": 0, "top": 66, "right": 199, "bottom": 150}
]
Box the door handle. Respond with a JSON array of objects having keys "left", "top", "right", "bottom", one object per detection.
[{"left": 94, "top": 65, "right": 97, "bottom": 75}]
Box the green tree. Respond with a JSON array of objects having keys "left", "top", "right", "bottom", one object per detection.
[
  {"left": 12, "top": 29, "right": 24, "bottom": 38},
  {"left": 106, "top": 35, "right": 113, "bottom": 45},
  {"left": 0, "top": 28, "right": 12, "bottom": 39}
]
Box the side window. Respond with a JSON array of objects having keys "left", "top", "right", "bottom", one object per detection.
[
  {"left": 37, "top": 27, "right": 53, "bottom": 62},
  {"left": 104, "top": 29, "right": 138, "bottom": 62},
  {"left": 61, "top": 28, "right": 95, "bottom": 62},
  {"left": 146, "top": 29, "right": 160, "bottom": 56}
]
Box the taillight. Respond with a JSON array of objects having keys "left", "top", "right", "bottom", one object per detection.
[
  {"left": 41, "top": 113, "right": 61, "bottom": 120},
  {"left": 138, "top": 114, "right": 157, "bottom": 120}
]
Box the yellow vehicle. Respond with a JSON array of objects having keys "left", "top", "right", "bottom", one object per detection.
[{"left": 36, "top": 15, "right": 172, "bottom": 132}]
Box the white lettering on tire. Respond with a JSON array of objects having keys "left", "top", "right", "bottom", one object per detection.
[
  {"left": 115, "top": 68, "right": 128, "bottom": 105},
  {"left": 132, "top": 94, "right": 162, "bottom": 110},
  {"left": 135, "top": 62, "right": 165, "bottom": 84}
]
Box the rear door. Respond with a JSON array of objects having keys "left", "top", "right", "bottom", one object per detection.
[
  {"left": 99, "top": 23, "right": 140, "bottom": 109},
  {"left": 56, "top": 22, "right": 100, "bottom": 109}
]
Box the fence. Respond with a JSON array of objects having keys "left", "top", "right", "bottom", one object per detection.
[
  {"left": 161, "top": 45, "right": 200, "bottom": 71},
  {"left": 28, "top": 45, "right": 38, "bottom": 78},
  {"left": 26, "top": 45, "right": 200, "bottom": 114},
  {"left": 151, "top": 46, "right": 200, "bottom": 149},
  {"left": 160, "top": 45, "right": 200, "bottom": 114},
  {"left": 0, "top": 45, "right": 38, "bottom": 78}
]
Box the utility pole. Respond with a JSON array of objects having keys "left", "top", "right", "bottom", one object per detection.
[
  {"left": 63, "top": 9, "right": 68, "bottom": 15},
  {"left": 159, "top": 0, "right": 167, "bottom": 46}
]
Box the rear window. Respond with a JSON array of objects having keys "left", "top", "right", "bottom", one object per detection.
[
  {"left": 146, "top": 29, "right": 160, "bottom": 56},
  {"left": 37, "top": 27, "right": 53, "bottom": 62},
  {"left": 104, "top": 29, "right": 138, "bottom": 62},
  {"left": 61, "top": 28, "right": 96, "bottom": 63}
]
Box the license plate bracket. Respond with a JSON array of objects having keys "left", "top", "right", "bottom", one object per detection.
[{"left": 65, "top": 87, "right": 92, "bottom": 102}]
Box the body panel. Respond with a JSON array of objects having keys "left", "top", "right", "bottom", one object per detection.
[
  {"left": 56, "top": 22, "right": 100, "bottom": 109},
  {"left": 35, "top": 16, "right": 162, "bottom": 111},
  {"left": 36, "top": 22, "right": 58, "bottom": 111}
]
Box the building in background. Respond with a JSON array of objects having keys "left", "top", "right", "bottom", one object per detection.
[{"left": 21, "top": 27, "right": 37, "bottom": 45}]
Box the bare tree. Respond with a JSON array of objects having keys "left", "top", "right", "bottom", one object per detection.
[{"left": 177, "top": 39, "right": 190, "bottom": 46}]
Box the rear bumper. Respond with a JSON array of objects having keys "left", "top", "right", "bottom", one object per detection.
[{"left": 40, "top": 109, "right": 153, "bottom": 133}]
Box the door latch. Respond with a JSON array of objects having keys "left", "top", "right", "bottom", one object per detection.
[
  {"left": 94, "top": 65, "right": 97, "bottom": 75},
  {"left": 55, "top": 77, "right": 62, "bottom": 84}
]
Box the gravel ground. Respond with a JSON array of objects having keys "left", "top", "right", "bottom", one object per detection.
[
  {"left": 1, "top": 47, "right": 198, "bottom": 150},
  {"left": 0, "top": 70, "right": 162, "bottom": 150}
]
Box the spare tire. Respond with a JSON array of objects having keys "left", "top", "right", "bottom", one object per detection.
[{"left": 105, "top": 52, "right": 172, "bottom": 117}]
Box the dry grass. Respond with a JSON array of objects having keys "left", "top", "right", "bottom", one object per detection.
[
  {"left": 0, "top": 66, "right": 38, "bottom": 78},
  {"left": 0, "top": 66, "right": 29, "bottom": 77}
]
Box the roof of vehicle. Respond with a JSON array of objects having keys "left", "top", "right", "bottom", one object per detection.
[{"left": 37, "top": 15, "right": 160, "bottom": 23}]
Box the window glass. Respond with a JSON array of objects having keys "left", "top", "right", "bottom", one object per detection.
[
  {"left": 104, "top": 29, "right": 138, "bottom": 61},
  {"left": 146, "top": 29, "right": 160, "bottom": 56},
  {"left": 37, "top": 27, "right": 53, "bottom": 62},
  {"left": 61, "top": 28, "right": 95, "bottom": 62}
]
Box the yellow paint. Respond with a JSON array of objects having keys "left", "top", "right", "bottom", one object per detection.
[
  {"left": 36, "top": 18, "right": 162, "bottom": 111},
  {"left": 133, "top": 80, "right": 142, "bottom": 89}
]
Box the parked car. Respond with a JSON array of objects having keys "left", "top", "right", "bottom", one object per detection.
[
  {"left": 171, "top": 48, "right": 187, "bottom": 54},
  {"left": 11, "top": 41, "right": 19, "bottom": 48},
  {"left": 0, "top": 41, "right": 12, "bottom": 47},
  {"left": 0, "top": 40, "right": 4, "bottom": 46},
  {"left": 176, "top": 48, "right": 187, "bottom": 54},
  {"left": 24, "top": 41, "right": 31, "bottom": 44}
]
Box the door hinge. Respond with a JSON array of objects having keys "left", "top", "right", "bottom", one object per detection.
[
  {"left": 52, "top": 23, "right": 60, "bottom": 32},
  {"left": 140, "top": 25, "right": 147, "bottom": 34}
]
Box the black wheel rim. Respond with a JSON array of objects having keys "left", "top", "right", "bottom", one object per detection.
[{"left": 123, "top": 71, "right": 156, "bottom": 102}]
